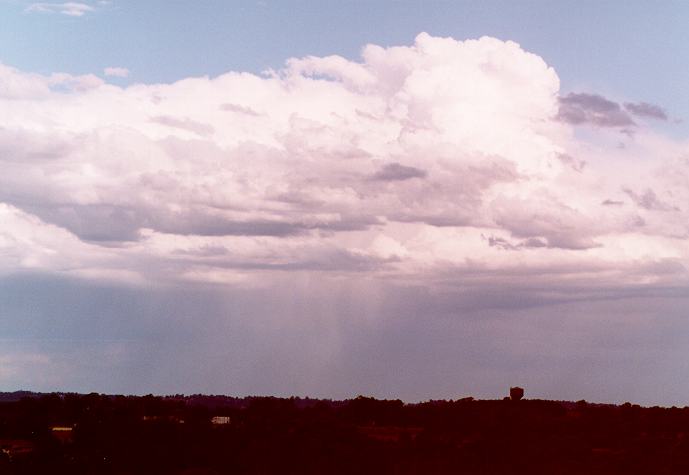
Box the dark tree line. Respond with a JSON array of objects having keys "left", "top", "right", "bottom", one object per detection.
[{"left": 2, "top": 392, "right": 689, "bottom": 474}]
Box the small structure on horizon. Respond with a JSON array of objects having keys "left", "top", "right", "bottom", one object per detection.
[
  {"left": 510, "top": 386, "right": 524, "bottom": 401},
  {"left": 211, "top": 416, "right": 231, "bottom": 425}
]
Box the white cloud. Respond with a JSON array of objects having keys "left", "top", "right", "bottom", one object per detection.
[
  {"left": 0, "top": 33, "right": 686, "bottom": 292},
  {"left": 104, "top": 67, "right": 130, "bottom": 78},
  {"left": 25, "top": 2, "right": 95, "bottom": 16},
  {"left": 0, "top": 63, "right": 102, "bottom": 99}
]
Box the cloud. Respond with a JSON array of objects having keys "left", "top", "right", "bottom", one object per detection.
[
  {"left": 623, "top": 188, "right": 679, "bottom": 212},
  {"left": 0, "top": 63, "right": 102, "bottom": 98},
  {"left": 0, "top": 33, "right": 687, "bottom": 292},
  {"left": 104, "top": 67, "right": 130, "bottom": 78},
  {"left": 624, "top": 101, "right": 668, "bottom": 121},
  {"left": 601, "top": 199, "right": 624, "bottom": 206},
  {"left": 150, "top": 115, "right": 215, "bottom": 136},
  {"left": 485, "top": 234, "right": 549, "bottom": 250},
  {"left": 556, "top": 153, "right": 585, "bottom": 173},
  {"left": 557, "top": 92, "right": 635, "bottom": 127},
  {"left": 25, "top": 2, "right": 95, "bottom": 16},
  {"left": 220, "top": 103, "right": 262, "bottom": 116},
  {"left": 3, "top": 34, "right": 689, "bottom": 403},
  {"left": 371, "top": 162, "right": 427, "bottom": 181}
]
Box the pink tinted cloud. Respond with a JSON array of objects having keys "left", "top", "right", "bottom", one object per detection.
[
  {"left": 0, "top": 34, "right": 686, "bottom": 291},
  {"left": 25, "top": 2, "right": 95, "bottom": 16}
]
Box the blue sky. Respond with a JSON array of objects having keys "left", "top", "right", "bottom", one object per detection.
[{"left": 1, "top": 1, "right": 689, "bottom": 404}]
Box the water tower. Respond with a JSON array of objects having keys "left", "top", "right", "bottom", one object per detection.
[{"left": 509, "top": 386, "right": 524, "bottom": 401}]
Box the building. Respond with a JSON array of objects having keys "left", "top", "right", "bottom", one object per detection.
[{"left": 211, "top": 416, "right": 231, "bottom": 425}]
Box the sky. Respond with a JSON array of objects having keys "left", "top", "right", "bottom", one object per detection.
[{"left": 1, "top": 0, "right": 689, "bottom": 406}]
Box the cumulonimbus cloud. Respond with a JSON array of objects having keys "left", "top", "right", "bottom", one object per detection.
[{"left": 0, "top": 33, "right": 686, "bottom": 290}]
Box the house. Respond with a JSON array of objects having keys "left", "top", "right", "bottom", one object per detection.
[{"left": 211, "top": 416, "right": 231, "bottom": 425}]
